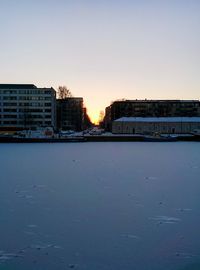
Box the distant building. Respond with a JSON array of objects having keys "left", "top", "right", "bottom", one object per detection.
[
  {"left": 56, "top": 97, "right": 84, "bottom": 131},
  {"left": 105, "top": 100, "right": 200, "bottom": 131},
  {"left": 0, "top": 84, "right": 56, "bottom": 130},
  {"left": 112, "top": 117, "right": 200, "bottom": 134},
  {"left": 83, "top": 107, "right": 93, "bottom": 130},
  {"left": 104, "top": 105, "right": 112, "bottom": 131}
]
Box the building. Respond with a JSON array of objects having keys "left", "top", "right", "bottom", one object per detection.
[
  {"left": 83, "top": 107, "right": 93, "bottom": 130},
  {"left": 104, "top": 105, "right": 112, "bottom": 130},
  {"left": 105, "top": 100, "right": 200, "bottom": 131},
  {"left": 0, "top": 84, "right": 56, "bottom": 130},
  {"left": 56, "top": 97, "right": 84, "bottom": 131},
  {"left": 112, "top": 117, "right": 200, "bottom": 134}
]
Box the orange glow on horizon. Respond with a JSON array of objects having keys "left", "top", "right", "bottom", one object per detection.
[
  {"left": 90, "top": 115, "right": 99, "bottom": 125},
  {"left": 88, "top": 110, "right": 100, "bottom": 125}
]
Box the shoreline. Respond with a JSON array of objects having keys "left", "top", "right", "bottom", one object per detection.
[{"left": 0, "top": 135, "right": 200, "bottom": 143}]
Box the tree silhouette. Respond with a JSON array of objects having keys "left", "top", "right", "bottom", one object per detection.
[{"left": 58, "top": 86, "right": 73, "bottom": 99}]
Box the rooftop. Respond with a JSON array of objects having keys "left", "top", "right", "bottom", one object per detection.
[
  {"left": 112, "top": 99, "right": 199, "bottom": 103},
  {"left": 115, "top": 117, "right": 200, "bottom": 123},
  {"left": 0, "top": 84, "right": 37, "bottom": 89},
  {"left": 57, "top": 97, "right": 83, "bottom": 101}
]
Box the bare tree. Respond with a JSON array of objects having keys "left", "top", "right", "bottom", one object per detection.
[{"left": 58, "top": 86, "right": 73, "bottom": 99}]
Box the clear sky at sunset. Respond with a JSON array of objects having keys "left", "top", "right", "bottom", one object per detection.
[{"left": 0, "top": 0, "right": 199, "bottom": 123}]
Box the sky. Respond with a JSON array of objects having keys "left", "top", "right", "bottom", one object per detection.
[{"left": 0, "top": 0, "right": 200, "bottom": 123}]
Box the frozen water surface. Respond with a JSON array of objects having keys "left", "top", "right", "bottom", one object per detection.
[{"left": 0, "top": 142, "right": 200, "bottom": 270}]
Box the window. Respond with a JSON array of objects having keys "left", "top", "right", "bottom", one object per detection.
[
  {"left": 3, "top": 90, "right": 17, "bottom": 94},
  {"left": 45, "top": 109, "right": 51, "bottom": 113},
  {"left": 3, "top": 120, "right": 17, "bottom": 124},
  {"left": 45, "top": 90, "right": 52, "bottom": 94},
  {"left": 3, "top": 102, "right": 17, "bottom": 106},
  {"left": 19, "top": 90, "right": 27, "bottom": 94},
  {"left": 4, "top": 109, "right": 17, "bottom": 112},
  {"left": 3, "top": 115, "right": 17, "bottom": 119},
  {"left": 3, "top": 96, "right": 17, "bottom": 100},
  {"left": 19, "top": 102, "right": 29, "bottom": 106}
]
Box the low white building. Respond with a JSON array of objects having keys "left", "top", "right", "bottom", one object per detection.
[{"left": 112, "top": 117, "right": 200, "bottom": 134}]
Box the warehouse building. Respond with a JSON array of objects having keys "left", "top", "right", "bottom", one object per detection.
[{"left": 112, "top": 117, "right": 200, "bottom": 134}]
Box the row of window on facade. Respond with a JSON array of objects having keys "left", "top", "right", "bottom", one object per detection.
[
  {"left": 0, "top": 108, "right": 51, "bottom": 113},
  {"left": 0, "top": 96, "right": 52, "bottom": 100},
  {"left": 1, "top": 90, "right": 52, "bottom": 94},
  {"left": 0, "top": 102, "right": 52, "bottom": 107},
  {"left": 0, "top": 121, "right": 52, "bottom": 125},
  {"left": 0, "top": 114, "right": 51, "bottom": 119},
  {"left": 113, "top": 122, "right": 200, "bottom": 134}
]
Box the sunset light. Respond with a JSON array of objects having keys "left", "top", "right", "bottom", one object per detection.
[{"left": 90, "top": 113, "right": 99, "bottom": 125}]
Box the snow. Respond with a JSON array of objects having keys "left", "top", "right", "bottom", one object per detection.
[
  {"left": 0, "top": 142, "right": 200, "bottom": 270},
  {"left": 115, "top": 117, "right": 200, "bottom": 122}
]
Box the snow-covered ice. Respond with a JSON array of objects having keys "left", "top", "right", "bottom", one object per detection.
[{"left": 0, "top": 142, "right": 200, "bottom": 270}]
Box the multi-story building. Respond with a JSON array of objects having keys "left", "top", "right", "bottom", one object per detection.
[
  {"left": 105, "top": 100, "right": 200, "bottom": 130},
  {"left": 0, "top": 84, "right": 56, "bottom": 130},
  {"left": 83, "top": 107, "right": 93, "bottom": 130},
  {"left": 56, "top": 97, "right": 84, "bottom": 131}
]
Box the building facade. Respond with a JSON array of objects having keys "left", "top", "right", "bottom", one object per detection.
[
  {"left": 56, "top": 98, "right": 84, "bottom": 131},
  {"left": 105, "top": 100, "right": 200, "bottom": 130},
  {"left": 0, "top": 84, "right": 56, "bottom": 130},
  {"left": 112, "top": 117, "right": 200, "bottom": 134},
  {"left": 83, "top": 107, "right": 93, "bottom": 130}
]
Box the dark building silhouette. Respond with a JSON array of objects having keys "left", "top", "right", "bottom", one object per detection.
[
  {"left": 56, "top": 97, "right": 84, "bottom": 131},
  {"left": 83, "top": 107, "right": 93, "bottom": 130},
  {"left": 105, "top": 99, "right": 200, "bottom": 130}
]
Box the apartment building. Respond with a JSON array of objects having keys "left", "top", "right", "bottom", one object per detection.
[
  {"left": 56, "top": 97, "right": 84, "bottom": 131},
  {"left": 105, "top": 100, "right": 200, "bottom": 130},
  {"left": 0, "top": 84, "right": 56, "bottom": 130}
]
